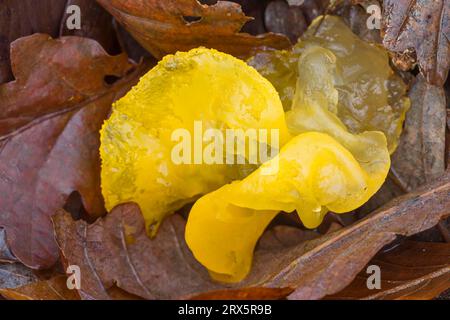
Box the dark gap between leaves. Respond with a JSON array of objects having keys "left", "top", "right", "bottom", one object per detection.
[
  {"left": 63, "top": 191, "right": 97, "bottom": 223},
  {"left": 183, "top": 16, "right": 203, "bottom": 24},
  {"left": 104, "top": 75, "right": 121, "bottom": 86}
]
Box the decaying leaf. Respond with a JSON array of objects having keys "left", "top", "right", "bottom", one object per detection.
[
  {"left": 0, "top": 34, "right": 143, "bottom": 269},
  {"left": 382, "top": 0, "right": 450, "bottom": 86},
  {"left": 54, "top": 171, "right": 450, "bottom": 300},
  {"left": 96, "top": 0, "right": 291, "bottom": 60},
  {"left": 0, "top": 263, "right": 37, "bottom": 290},
  {"left": 0, "top": 275, "right": 80, "bottom": 300},
  {"left": 0, "top": 0, "right": 67, "bottom": 83},
  {"left": 0, "top": 228, "right": 16, "bottom": 262},
  {"left": 0, "top": 33, "right": 131, "bottom": 137},
  {"left": 53, "top": 204, "right": 221, "bottom": 300},
  {"left": 392, "top": 75, "right": 447, "bottom": 191},
  {"left": 327, "top": 241, "right": 450, "bottom": 300}
]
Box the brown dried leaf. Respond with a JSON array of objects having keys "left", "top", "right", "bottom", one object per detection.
[
  {"left": 0, "top": 275, "right": 80, "bottom": 300},
  {"left": 327, "top": 241, "right": 450, "bottom": 300},
  {"left": 0, "top": 262, "right": 37, "bottom": 291},
  {"left": 0, "top": 0, "right": 126, "bottom": 84},
  {"left": 53, "top": 204, "right": 221, "bottom": 300},
  {"left": 0, "top": 0, "right": 67, "bottom": 83},
  {"left": 0, "top": 34, "right": 131, "bottom": 137},
  {"left": 392, "top": 75, "right": 447, "bottom": 191},
  {"left": 95, "top": 0, "right": 291, "bottom": 60},
  {"left": 0, "top": 228, "right": 16, "bottom": 262},
  {"left": 0, "top": 34, "right": 142, "bottom": 269},
  {"left": 54, "top": 172, "right": 450, "bottom": 300},
  {"left": 382, "top": 0, "right": 450, "bottom": 86}
]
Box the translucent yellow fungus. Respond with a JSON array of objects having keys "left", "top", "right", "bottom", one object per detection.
[
  {"left": 249, "top": 15, "right": 410, "bottom": 153},
  {"left": 100, "top": 48, "right": 290, "bottom": 236}
]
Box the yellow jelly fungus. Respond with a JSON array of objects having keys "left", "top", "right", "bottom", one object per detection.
[
  {"left": 249, "top": 15, "right": 410, "bottom": 153},
  {"left": 101, "top": 16, "right": 397, "bottom": 283},
  {"left": 185, "top": 38, "right": 391, "bottom": 283},
  {"left": 100, "top": 48, "right": 290, "bottom": 236}
]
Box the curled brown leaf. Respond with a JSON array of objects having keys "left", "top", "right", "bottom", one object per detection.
[
  {"left": 392, "top": 75, "right": 447, "bottom": 191},
  {"left": 0, "top": 0, "right": 67, "bottom": 83},
  {"left": 0, "top": 275, "right": 80, "bottom": 300},
  {"left": 96, "top": 0, "right": 291, "bottom": 59},
  {"left": 327, "top": 240, "right": 450, "bottom": 300}
]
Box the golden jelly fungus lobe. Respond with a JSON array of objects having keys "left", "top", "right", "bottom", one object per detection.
[
  {"left": 249, "top": 15, "right": 410, "bottom": 153},
  {"left": 100, "top": 48, "right": 290, "bottom": 235},
  {"left": 186, "top": 132, "right": 390, "bottom": 283}
]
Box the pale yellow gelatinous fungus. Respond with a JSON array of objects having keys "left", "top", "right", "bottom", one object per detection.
[{"left": 249, "top": 15, "right": 410, "bottom": 153}]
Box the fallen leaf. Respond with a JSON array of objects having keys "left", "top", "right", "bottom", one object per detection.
[
  {"left": 438, "top": 289, "right": 450, "bottom": 299},
  {"left": 0, "top": 0, "right": 125, "bottom": 84},
  {"left": 392, "top": 75, "right": 447, "bottom": 191},
  {"left": 96, "top": 0, "right": 291, "bottom": 60},
  {"left": 257, "top": 225, "right": 320, "bottom": 251},
  {"left": 0, "top": 275, "right": 80, "bottom": 300},
  {"left": 0, "top": 263, "right": 37, "bottom": 289},
  {"left": 0, "top": 228, "right": 16, "bottom": 262},
  {"left": 447, "top": 109, "right": 450, "bottom": 168},
  {"left": 281, "top": 171, "right": 450, "bottom": 299},
  {"left": 0, "top": 34, "right": 143, "bottom": 269},
  {"left": 53, "top": 204, "right": 221, "bottom": 300},
  {"left": 53, "top": 171, "right": 450, "bottom": 300},
  {"left": 0, "top": 0, "right": 67, "bottom": 83},
  {"left": 382, "top": 0, "right": 450, "bottom": 86},
  {"left": 327, "top": 241, "right": 450, "bottom": 300},
  {"left": 0, "top": 33, "right": 131, "bottom": 137},
  {"left": 355, "top": 175, "right": 405, "bottom": 217}
]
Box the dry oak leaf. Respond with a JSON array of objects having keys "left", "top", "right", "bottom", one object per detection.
[
  {"left": 53, "top": 204, "right": 298, "bottom": 300},
  {"left": 0, "top": 275, "right": 80, "bottom": 300},
  {"left": 0, "top": 34, "right": 141, "bottom": 270},
  {"left": 54, "top": 172, "right": 450, "bottom": 300},
  {"left": 0, "top": 33, "right": 131, "bottom": 137},
  {"left": 327, "top": 240, "right": 450, "bottom": 300},
  {"left": 0, "top": 0, "right": 68, "bottom": 83},
  {"left": 391, "top": 75, "right": 447, "bottom": 191},
  {"left": 95, "top": 0, "right": 291, "bottom": 59},
  {"left": 382, "top": 0, "right": 450, "bottom": 86}
]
